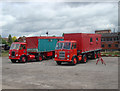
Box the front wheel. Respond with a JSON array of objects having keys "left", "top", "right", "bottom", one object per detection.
[
  {"left": 11, "top": 59, "right": 16, "bottom": 63},
  {"left": 72, "top": 57, "right": 77, "bottom": 65},
  {"left": 56, "top": 61, "right": 62, "bottom": 65},
  {"left": 20, "top": 56, "right": 27, "bottom": 63}
]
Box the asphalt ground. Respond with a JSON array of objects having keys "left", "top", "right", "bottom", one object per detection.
[{"left": 2, "top": 57, "right": 118, "bottom": 89}]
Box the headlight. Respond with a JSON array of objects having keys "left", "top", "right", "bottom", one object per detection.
[
  {"left": 16, "top": 54, "right": 18, "bottom": 56},
  {"left": 55, "top": 54, "right": 57, "bottom": 57},
  {"left": 67, "top": 55, "right": 69, "bottom": 57},
  {"left": 9, "top": 54, "right": 10, "bottom": 56}
]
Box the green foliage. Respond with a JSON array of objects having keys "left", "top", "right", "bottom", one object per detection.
[
  {"left": 1, "top": 50, "right": 9, "bottom": 57},
  {"left": 62, "top": 33, "right": 64, "bottom": 37},
  {"left": 52, "top": 35, "right": 56, "bottom": 37},
  {"left": 0, "top": 35, "right": 8, "bottom": 45},
  {"left": 101, "top": 51, "right": 120, "bottom": 56},
  {"left": 0, "top": 35, "right": 2, "bottom": 44},
  {"left": 14, "top": 39, "right": 19, "bottom": 42},
  {"left": 12, "top": 36, "right": 17, "bottom": 42},
  {"left": 2, "top": 38, "right": 7, "bottom": 44},
  {"left": 8, "top": 34, "right": 13, "bottom": 45}
]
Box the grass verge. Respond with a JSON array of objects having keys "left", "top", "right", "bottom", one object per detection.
[
  {"left": 1, "top": 50, "right": 9, "bottom": 57},
  {"left": 101, "top": 51, "right": 120, "bottom": 56}
]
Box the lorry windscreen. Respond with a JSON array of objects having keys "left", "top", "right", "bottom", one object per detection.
[
  {"left": 55, "top": 42, "right": 71, "bottom": 50},
  {"left": 10, "top": 44, "right": 20, "bottom": 50},
  {"left": 55, "top": 42, "right": 63, "bottom": 49}
]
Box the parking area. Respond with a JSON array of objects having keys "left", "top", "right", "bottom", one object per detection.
[{"left": 2, "top": 57, "right": 118, "bottom": 89}]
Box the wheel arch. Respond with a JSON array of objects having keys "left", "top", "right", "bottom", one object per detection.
[
  {"left": 72, "top": 55, "right": 78, "bottom": 61},
  {"left": 20, "top": 54, "right": 28, "bottom": 60}
]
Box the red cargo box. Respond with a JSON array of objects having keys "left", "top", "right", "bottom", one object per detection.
[{"left": 64, "top": 33, "right": 101, "bottom": 53}]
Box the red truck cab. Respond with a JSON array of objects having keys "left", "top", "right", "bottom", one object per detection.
[
  {"left": 55, "top": 41, "right": 78, "bottom": 65},
  {"left": 9, "top": 42, "right": 27, "bottom": 63}
]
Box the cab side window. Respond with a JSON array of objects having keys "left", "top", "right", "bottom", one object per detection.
[
  {"left": 20, "top": 45, "right": 26, "bottom": 50},
  {"left": 90, "top": 38, "right": 93, "bottom": 42},
  {"left": 71, "top": 43, "right": 76, "bottom": 49}
]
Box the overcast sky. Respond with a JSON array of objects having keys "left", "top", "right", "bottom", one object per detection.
[{"left": 0, "top": 2, "right": 118, "bottom": 37}]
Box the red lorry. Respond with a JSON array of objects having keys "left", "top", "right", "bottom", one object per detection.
[
  {"left": 9, "top": 36, "right": 63, "bottom": 63},
  {"left": 54, "top": 33, "right": 101, "bottom": 65}
]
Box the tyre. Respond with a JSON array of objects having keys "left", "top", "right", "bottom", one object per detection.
[
  {"left": 97, "top": 51, "right": 100, "bottom": 58},
  {"left": 36, "top": 55, "right": 43, "bottom": 61},
  {"left": 11, "top": 59, "right": 16, "bottom": 63},
  {"left": 38, "top": 56, "right": 43, "bottom": 61},
  {"left": 82, "top": 54, "right": 87, "bottom": 63},
  {"left": 56, "top": 61, "right": 62, "bottom": 65},
  {"left": 20, "top": 55, "right": 27, "bottom": 63},
  {"left": 92, "top": 52, "right": 97, "bottom": 59},
  {"left": 72, "top": 56, "right": 77, "bottom": 65}
]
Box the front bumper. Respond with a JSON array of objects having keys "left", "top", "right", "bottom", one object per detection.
[
  {"left": 54, "top": 58, "right": 72, "bottom": 62},
  {"left": 9, "top": 56, "right": 20, "bottom": 60}
]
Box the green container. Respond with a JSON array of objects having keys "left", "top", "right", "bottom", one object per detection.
[{"left": 38, "top": 39, "right": 63, "bottom": 52}]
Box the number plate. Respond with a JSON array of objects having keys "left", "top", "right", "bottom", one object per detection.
[{"left": 60, "top": 58, "right": 64, "bottom": 60}]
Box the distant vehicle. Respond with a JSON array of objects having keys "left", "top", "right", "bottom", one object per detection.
[
  {"left": 54, "top": 33, "right": 101, "bottom": 65},
  {"left": 9, "top": 36, "right": 63, "bottom": 63},
  {"left": 0, "top": 44, "right": 10, "bottom": 50},
  {"left": 4, "top": 44, "right": 10, "bottom": 50}
]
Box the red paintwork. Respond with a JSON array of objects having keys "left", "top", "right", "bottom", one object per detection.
[
  {"left": 26, "top": 37, "right": 38, "bottom": 49},
  {"left": 27, "top": 55, "right": 35, "bottom": 60},
  {"left": 43, "top": 51, "right": 53, "bottom": 57},
  {"left": 78, "top": 55, "right": 82, "bottom": 61},
  {"left": 9, "top": 42, "right": 27, "bottom": 60},
  {"left": 26, "top": 36, "right": 64, "bottom": 49}
]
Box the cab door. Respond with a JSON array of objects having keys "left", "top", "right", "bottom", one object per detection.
[
  {"left": 71, "top": 42, "right": 77, "bottom": 56},
  {"left": 19, "top": 44, "right": 27, "bottom": 56}
]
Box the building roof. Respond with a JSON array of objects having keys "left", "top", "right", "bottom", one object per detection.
[
  {"left": 101, "top": 33, "right": 118, "bottom": 37},
  {"left": 95, "top": 29, "right": 111, "bottom": 34}
]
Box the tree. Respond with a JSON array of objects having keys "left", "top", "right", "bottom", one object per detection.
[
  {"left": 0, "top": 35, "right": 2, "bottom": 44},
  {"left": 2, "top": 39, "right": 7, "bottom": 44},
  {"left": 0, "top": 35, "right": 7, "bottom": 45},
  {"left": 52, "top": 35, "right": 56, "bottom": 37},
  {"left": 8, "top": 34, "right": 13, "bottom": 45},
  {"left": 62, "top": 33, "right": 64, "bottom": 37},
  {"left": 14, "top": 39, "right": 19, "bottom": 42},
  {"left": 12, "top": 36, "right": 17, "bottom": 42}
]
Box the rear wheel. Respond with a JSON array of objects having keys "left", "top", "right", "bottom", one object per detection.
[
  {"left": 92, "top": 52, "right": 97, "bottom": 59},
  {"left": 11, "top": 59, "right": 16, "bottom": 63},
  {"left": 97, "top": 51, "right": 100, "bottom": 58},
  {"left": 38, "top": 56, "right": 43, "bottom": 61},
  {"left": 82, "top": 54, "right": 88, "bottom": 63},
  {"left": 56, "top": 61, "right": 62, "bottom": 65},
  {"left": 36, "top": 55, "right": 43, "bottom": 61}
]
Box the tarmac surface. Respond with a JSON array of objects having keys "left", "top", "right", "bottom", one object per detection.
[{"left": 2, "top": 57, "right": 118, "bottom": 89}]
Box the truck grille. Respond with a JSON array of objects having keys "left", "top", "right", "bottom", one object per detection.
[
  {"left": 11, "top": 51, "right": 15, "bottom": 57},
  {"left": 59, "top": 51, "right": 65, "bottom": 58}
]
